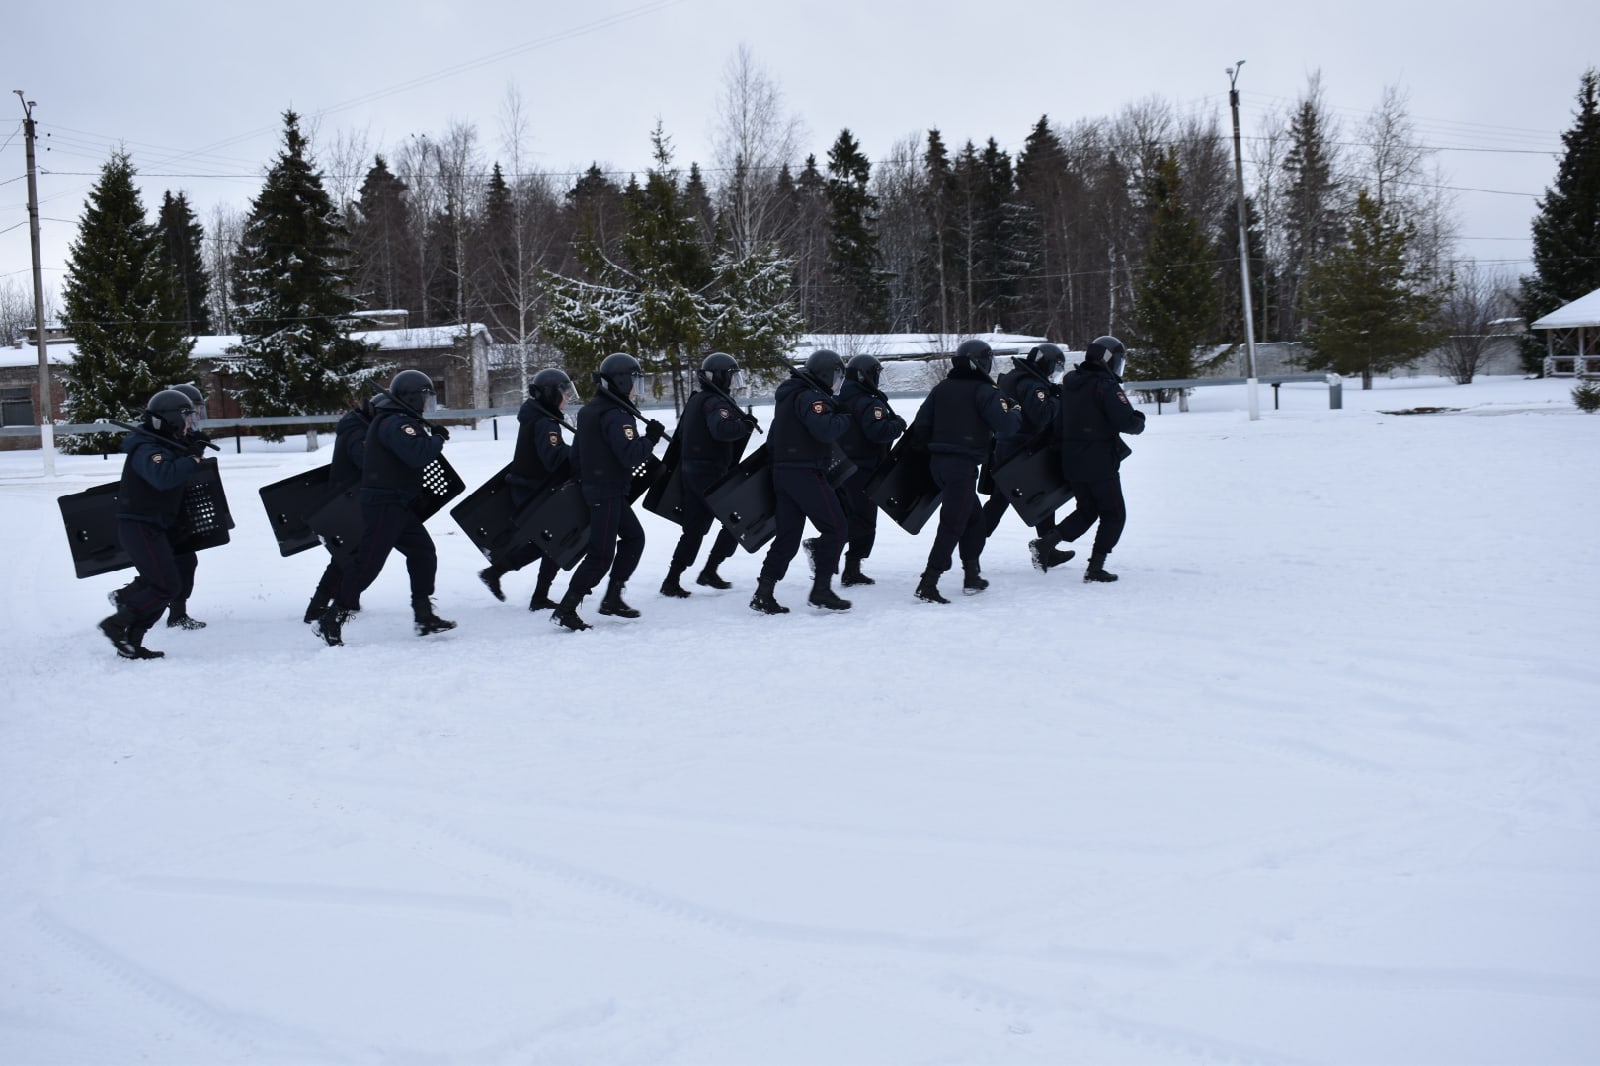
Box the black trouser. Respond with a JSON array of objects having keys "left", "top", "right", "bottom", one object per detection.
[
  {"left": 838, "top": 464, "right": 880, "bottom": 560},
  {"left": 115, "top": 519, "right": 193, "bottom": 630},
  {"left": 335, "top": 496, "right": 436, "bottom": 609},
  {"left": 759, "top": 466, "right": 847, "bottom": 585},
  {"left": 669, "top": 461, "right": 738, "bottom": 573},
  {"left": 1054, "top": 474, "right": 1127, "bottom": 559},
  {"left": 924, "top": 454, "right": 985, "bottom": 575},
  {"left": 562, "top": 490, "right": 644, "bottom": 606}
]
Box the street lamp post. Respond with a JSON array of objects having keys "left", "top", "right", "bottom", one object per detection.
[{"left": 1226, "top": 63, "right": 1261, "bottom": 422}]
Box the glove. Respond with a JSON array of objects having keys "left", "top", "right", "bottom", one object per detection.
[
  {"left": 184, "top": 436, "right": 210, "bottom": 458},
  {"left": 431, "top": 422, "right": 451, "bottom": 440},
  {"left": 644, "top": 419, "right": 667, "bottom": 444}
]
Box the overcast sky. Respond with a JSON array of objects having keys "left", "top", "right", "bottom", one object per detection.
[{"left": 4, "top": 0, "right": 1596, "bottom": 322}]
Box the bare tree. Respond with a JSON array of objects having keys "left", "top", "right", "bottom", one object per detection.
[
  {"left": 316, "top": 124, "right": 373, "bottom": 218},
  {"left": 870, "top": 133, "right": 929, "bottom": 331},
  {"left": 1436, "top": 261, "right": 1513, "bottom": 383},
  {"left": 205, "top": 204, "right": 244, "bottom": 334},
  {"left": 710, "top": 43, "right": 806, "bottom": 258},
  {"left": 1357, "top": 84, "right": 1458, "bottom": 287},
  {"left": 0, "top": 278, "right": 53, "bottom": 344}
]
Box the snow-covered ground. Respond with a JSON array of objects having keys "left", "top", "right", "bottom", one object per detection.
[{"left": 3, "top": 374, "right": 1597, "bottom": 1064}]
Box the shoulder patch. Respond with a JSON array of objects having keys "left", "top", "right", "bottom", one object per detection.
[
  {"left": 871, "top": 406, "right": 885, "bottom": 420},
  {"left": 1035, "top": 389, "right": 1048, "bottom": 403},
  {"left": 718, "top": 407, "right": 732, "bottom": 419},
  {"left": 623, "top": 425, "right": 636, "bottom": 440},
  {"left": 151, "top": 452, "right": 165, "bottom": 464},
  {"left": 548, "top": 431, "right": 560, "bottom": 447},
  {"left": 1117, "top": 391, "right": 1129, "bottom": 405},
  {"left": 402, "top": 423, "right": 419, "bottom": 435},
  {"left": 811, "top": 400, "right": 827, "bottom": 415}
]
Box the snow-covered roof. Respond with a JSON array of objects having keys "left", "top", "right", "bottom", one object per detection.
[
  {"left": 0, "top": 324, "right": 492, "bottom": 368},
  {"left": 792, "top": 332, "right": 1051, "bottom": 360},
  {"left": 1531, "top": 288, "right": 1600, "bottom": 330}
]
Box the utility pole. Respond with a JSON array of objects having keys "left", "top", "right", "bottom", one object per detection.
[
  {"left": 1226, "top": 63, "right": 1262, "bottom": 422},
  {"left": 15, "top": 90, "right": 55, "bottom": 472}
]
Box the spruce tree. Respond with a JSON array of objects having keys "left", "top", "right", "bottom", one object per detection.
[
  {"left": 348, "top": 155, "right": 418, "bottom": 316},
  {"left": 1280, "top": 84, "right": 1345, "bottom": 339},
  {"left": 60, "top": 150, "right": 193, "bottom": 452},
  {"left": 543, "top": 126, "right": 802, "bottom": 409},
  {"left": 155, "top": 190, "right": 213, "bottom": 335},
  {"left": 1518, "top": 68, "right": 1600, "bottom": 372},
  {"left": 222, "top": 111, "right": 377, "bottom": 444},
  {"left": 1299, "top": 189, "right": 1443, "bottom": 388},
  {"left": 823, "top": 129, "right": 889, "bottom": 332},
  {"left": 1130, "top": 149, "right": 1226, "bottom": 398}
]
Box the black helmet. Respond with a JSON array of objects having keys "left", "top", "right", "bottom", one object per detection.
[
  {"left": 953, "top": 339, "right": 993, "bottom": 376},
  {"left": 531, "top": 368, "right": 577, "bottom": 411},
  {"left": 168, "top": 382, "right": 207, "bottom": 422},
  {"left": 845, "top": 354, "right": 882, "bottom": 392},
  {"left": 1084, "top": 336, "right": 1127, "bottom": 378},
  {"left": 803, "top": 348, "right": 845, "bottom": 394},
  {"left": 596, "top": 352, "right": 643, "bottom": 398},
  {"left": 144, "top": 389, "right": 196, "bottom": 435},
  {"left": 386, "top": 368, "right": 437, "bottom": 413},
  {"left": 1026, "top": 343, "right": 1067, "bottom": 381},
  {"left": 699, "top": 352, "right": 741, "bottom": 392}
]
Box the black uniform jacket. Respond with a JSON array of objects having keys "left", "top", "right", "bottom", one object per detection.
[
  {"left": 911, "top": 365, "right": 1021, "bottom": 463},
  {"left": 768, "top": 374, "right": 850, "bottom": 469},
  {"left": 116, "top": 426, "right": 202, "bottom": 528},
  {"left": 1056, "top": 361, "right": 1146, "bottom": 481}
]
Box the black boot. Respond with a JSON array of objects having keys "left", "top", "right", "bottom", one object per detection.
[
  {"left": 749, "top": 578, "right": 789, "bottom": 615},
  {"left": 808, "top": 574, "right": 852, "bottom": 611},
  {"left": 478, "top": 566, "right": 507, "bottom": 602},
  {"left": 840, "top": 554, "right": 874, "bottom": 587},
  {"left": 962, "top": 562, "right": 989, "bottom": 594},
  {"left": 1029, "top": 538, "right": 1076, "bottom": 573},
  {"left": 1083, "top": 555, "right": 1119, "bottom": 583},
  {"left": 303, "top": 595, "right": 328, "bottom": 624},
  {"left": 696, "top": 564, "right": 733, "bottom": 590},
  {"left": 659, "top": 568, "right": 692, "bottom": 599},
  {"left": 100, "top": 612, "right": 164, "bottom": 659},
  {"left": 915, "top": 571, "right": 949, "bottom": 604},
  {"left": 166, "top": 600, "right": 206, "bottom": 629},
  {"left": 413, "top": 597, "right": 458, "bottom": 636},
  {"left": 529, "top": 575, "right": 558, "bottom": 611},
  {"left": 313, "top": 606, "right": 348, "bottom": 647},
  {"left": 552, "top": 595, "right": 592, "bottom": 631},
  {"left": 598, "top": 583, "right": 640, "bottom": 618}
]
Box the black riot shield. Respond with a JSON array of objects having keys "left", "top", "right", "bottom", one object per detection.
[
  {"left": 449, "top": 464, "right": 524, "bottom": 567},
  {"left": 825, "top": 443, "right": 858, "bottom": 490},
  {"left": 642, "top": 436, "right": 687, "bottom": 526},
  {"left": 627, "top": 453, "right": 665, "bottom": 504},
  {"left": 258, "top": 464, "right": 335, "bottom": 557},
  {"left": 57, "top": 459, "right": 236, "bottom": 579},
  {"left": 704, "top": 444, "right": 777, "bottom": 554},
  {"left": 512, "top": 480, "right": 591, "bottom": 570},
  {"left": 864, "top": 436, "right": 940, "bottom": 535},
  {"left": 991, "top": 443, "right": 1075, "bottom": 529},
  {"left": 309, "top": 455, "right": 466, "bottom": 566}
]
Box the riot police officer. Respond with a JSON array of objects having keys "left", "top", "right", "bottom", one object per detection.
[
  {"left": 159, "top": 381, "right": 213, "bottom": 630},
  {"left": 478, "top": 368, "right": 580, "bottom": 611},
  {"left": 836, "top": 354, "right": 906, "bottom": 586},
  {"left": 303, "top": 395, "right": 373, "bottom": 623},
  {"left": 98, "top": 389, "right": 209, "bottom": 659},
  {"left": 980, "top": 343, "right": 1067, "bottom": 546},
  {"left": 660, "top": 352, "right": 756, "bottom": 598},
  {"left": 316, "top": 369, "right": 455, "bottom": 645},
  {"left": 752, "top": 348, "right": 852, "bottom": 615},
  {"left": 1031, "top": 336, "right": 1146, "bottom": 582},
  {"left": 552, "top": 353, "right": 666, "bottom": 631},
  {"left": 908, "top": 339, "right": 1021, "bottom": 603}
]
